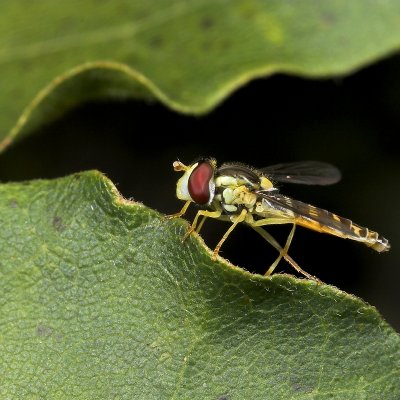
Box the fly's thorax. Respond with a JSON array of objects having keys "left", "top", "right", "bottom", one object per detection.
[
  {"left": 216, "top": 162, "right": 274, "bottom": 189},
  {"left": 214, "top": 184, "right": 258, "bottom": 214},
  {"left": 215, "top": 173, "right": 265, "bottom": 191}
]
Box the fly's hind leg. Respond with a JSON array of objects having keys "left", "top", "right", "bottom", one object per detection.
[
  {"left": 249, "top": 218, "right": 320, "bottom": 282},
  {"left": 264, "top": 224, "right": 296, "bottom": 276}
]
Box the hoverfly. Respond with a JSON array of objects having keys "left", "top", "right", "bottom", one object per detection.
[{"left": 171, "top": 158, "right": 390, "bottom": 281}]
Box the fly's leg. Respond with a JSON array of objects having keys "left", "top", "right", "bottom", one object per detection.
[
  {"left": 251, "top": 225, "right": 320, "bottom": 282},
  {"left": 165, "top": 200, "right": 191, "bottom": 219},
  {"left": 249, "top": 220, "right": 321, "bottom": 282},
  {"left": 250, "top": 217, "right": 290, "bottom": 227},
  {"left": 264, "top": 224, "right": 296, "bottom": 276},
  {"left": 192, "top": 210, "right": 222, "bottom": 231},
  {"left": 248, "top": 220, "right": 295, "bottom": 274},
  {"left": 196, "top": 216, "right": 208, "bottom": 234},
  {"left": 212, "top": 209, "right": 247, "bottom": 259},
  {"left": 182, "top": 210, "right": 222, "bottom": 242}
]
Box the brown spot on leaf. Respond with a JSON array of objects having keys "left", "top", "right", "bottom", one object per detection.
[
  {"left": 53, "top": 216, "right": 66, "bottom": 232},
  {"left": 201, "top": 16, "right": 215, "bottom": 30},
  {"left": 36, "top": 324, "right": 53, "bottom": 337},
  {"left": 217, "top": 395, "right": 230, "bottom": 400},
  {"left": 149, "top": 35, "right": 163, "bottom": 48},
  {"left": 291, "top": 378, "right": 314, "bottom": 393},
  {"left": 321, "top": 12, "right": 336, "bottom": 26},
  {"left": 10, "top": 199, "right": 18, "bottom": 208}
]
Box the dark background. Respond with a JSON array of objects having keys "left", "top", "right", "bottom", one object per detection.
[{"left": 0, "top": 53, "right": 399, "bottom": 330}]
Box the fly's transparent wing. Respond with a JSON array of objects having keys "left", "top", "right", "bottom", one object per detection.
[{"left": 260, "top": 161, "right": 341, "bottom": 185}]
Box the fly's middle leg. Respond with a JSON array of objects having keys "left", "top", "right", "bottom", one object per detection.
[{"left": 212, "top": 209, "right": 247, "bottom": 259}]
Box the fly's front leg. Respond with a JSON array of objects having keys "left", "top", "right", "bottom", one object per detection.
[
  {"left": 212, "top": 209, "right": 247, "bottom": 259},
  {"left": 196, "top": 215, "right": 208, "bottom": 234},
  {"left": 182, "top": 210, "right": 222, "bottom": 242},
  {"left": 165, "top": 200, "right": 191, "bottom": 220}
]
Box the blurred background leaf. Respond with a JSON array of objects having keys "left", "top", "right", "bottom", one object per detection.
[
  {"left": 1, "top": 0, "right": 400, "bottom": 149},
  {"left": 0, "top": 172, "right": 399, "bottom": 398}
]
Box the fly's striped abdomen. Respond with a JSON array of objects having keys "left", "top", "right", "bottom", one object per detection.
[
  {"left": 294, "top": 212, "right": 390, "bottom": 253},
  {"left": 257, "top": 193, "right": 391, "bottom": 253},
  {"left": 363, "top": 230, "right": 390, "bottom": 252}
]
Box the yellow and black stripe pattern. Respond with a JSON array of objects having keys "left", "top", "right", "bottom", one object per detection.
[{"left": 257, "top": 193, "right": 390, "bottom": 252}]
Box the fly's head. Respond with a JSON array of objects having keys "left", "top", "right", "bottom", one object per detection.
[{"left": 173, "top": 159, "right": 217, "bottom": 206}]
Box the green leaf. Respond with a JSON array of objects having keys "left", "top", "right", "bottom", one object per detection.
[
  {"left": 1, "top": 171, "right": 399, "bottom": 399},
  {"left": 2, "top": 1, "right": 400, "bottom": 151}
]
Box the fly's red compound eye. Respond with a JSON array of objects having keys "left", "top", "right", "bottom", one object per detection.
[{"left": 188, "top": 161, "right": 214, "bottom": 204}]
